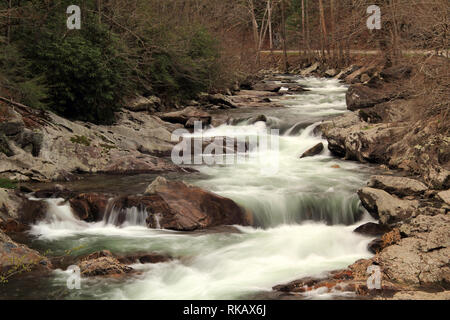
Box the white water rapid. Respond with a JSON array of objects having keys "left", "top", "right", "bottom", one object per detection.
[{"left": 25, "top": 77, "right": 376, "bottom": 300}]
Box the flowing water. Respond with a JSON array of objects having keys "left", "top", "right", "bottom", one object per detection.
[{"left": 2, "top": 77, "right": 377, "bottom": 300}]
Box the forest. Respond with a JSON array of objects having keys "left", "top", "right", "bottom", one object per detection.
[{"left": 0, "top": 0, "right": 448, "bottom": 123}]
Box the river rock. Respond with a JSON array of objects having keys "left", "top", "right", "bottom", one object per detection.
[
  {"left": 0, "top": 229, "right": 52, "bottom": 274},
  {"left": 118, "top": 253, "right": 171, "bottom": 265},
  {"left": 206, "top": 94, "right": 238, "bottom": 109},
  {"left": 18, "top": 199, "right": 48, "bottom": 225},
  {"left": 353, "top": 222, "right": 391, "bottom": 237},
  {"left": 367, "top": 175, "right": 428, "bottom": 197},
  {"left": 0, "top": 188, "right": 22, "bottom": 220},
  {"left": 437, "top": 190, "right": 450, "bottom": 206},
  {"left": 357, "top": 187, "right": 418, "bottom": 225},
  {"left": 111, "top": 178, "right": 251, "bottom": 231},
  {"left": 159, "top": 107, "right": 211, "bottom": 127},
  {"left": 78, "top": 256, "right": 133, "bottom": 277},
  {"left": 300, "top": 62, "right": 319, "bottom": 76},
  {"left": 346, "top": 84, "right": 396, "bottom": 111},
  {"left": 69, "top": 193, "right": 109, "bottom": 222},
  {"left": 0, "top": 104, "right": 183, "bottom": 182},
  {"left": 378, "top": 214, "right": 450, "bottom": 285},
  {"left": 300, "top": 143, "right": 324, "bottom": 158},
  {"left": 251, "top": 83, "right": 282, "bottom": 92},
  {"left": 325, "top": 69, "right": 338, "bottom": 78}
]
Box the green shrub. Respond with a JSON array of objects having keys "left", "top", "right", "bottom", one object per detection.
[{"left": 0, "top": 178, "right": 17, "bottom": 190}]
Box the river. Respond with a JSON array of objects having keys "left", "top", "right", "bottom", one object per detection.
[{"left": 2, "top": 76, "right": 377, "bottom": 300}]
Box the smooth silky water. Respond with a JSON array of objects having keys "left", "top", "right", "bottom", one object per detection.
[{"left": 1, "top": 77, "right": 377, "bottom": 300}]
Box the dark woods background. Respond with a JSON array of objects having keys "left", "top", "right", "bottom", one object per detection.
[{"left": 0, "top": 0, "right": 448, "bottom": 124}]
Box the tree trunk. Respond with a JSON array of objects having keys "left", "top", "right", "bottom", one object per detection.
[
  {"left": 318, "top": 0, "right": 328, "bottom": 61},
  {"left": 280, "top": 0, "right": 288, "bottom": 73}
]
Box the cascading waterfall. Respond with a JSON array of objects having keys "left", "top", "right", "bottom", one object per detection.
[{"left": 20, "top": 77, "right": 377, "bottom": 300}]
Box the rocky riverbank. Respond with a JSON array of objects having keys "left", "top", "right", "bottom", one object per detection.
[
  {"left": 1, "top": 61, "right": 448, "bottom": 299},
  {"left": 273, "top": 62, "right": 449, "bottom": 300}
]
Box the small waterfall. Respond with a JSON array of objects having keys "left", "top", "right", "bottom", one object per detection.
[{"left": 102, "top": 197, "right": 148, "bottom": 227}]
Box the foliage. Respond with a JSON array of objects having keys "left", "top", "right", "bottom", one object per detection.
[{"left": 0, "top": 178, "right": 17, "bottom": 190}]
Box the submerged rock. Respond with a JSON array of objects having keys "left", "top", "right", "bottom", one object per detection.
[
  {"left": 109, "top": 178, "right": 251, "bottom": 231},
  {"left": 300, "top": 143, "right": 324, "bottom": 158}
]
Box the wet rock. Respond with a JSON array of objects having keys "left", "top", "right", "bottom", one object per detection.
[
  {"left": 0, "top": 218, "right": 28, "bottom": 233},
  {"left": 354, "top": 222, "right": 391, "bottom": 237},
  {"left": 247, "top": 115, "right": 267, "bottom": 125},
  {"left": 368, "top": 239, "right": 384, "bottom": 254},
  {"left": 78, "top": 256, "right": 133, "bottom": 277},
  {"left": 80, "top": 250, "right": 114, "bottom": 262},
  {"left": 114, "top": 177, "right": 251, "bottom": 231},
  {"left": 367, "top": 175, "right": 428, "bottom": 197},
  {"left": 300, "top": 143, "right": 324, "bottom": 158},
  {"left": 18, "top": 199, "right": 48, "bottom": 225},
  {"left": 273, "top": 277, "right": 323, "bottom": 293},
  {"left": 69, "top": 193, "right": 109, "bottom": 222},
  {"left": 118, "top": 253, "right": 171, "bottom": 265},
  {"left": 357, "top": 187, "right": 418, "bottom": 224},
  {"left": 0, "top": 230, "right": 52, "bottom": 274}
]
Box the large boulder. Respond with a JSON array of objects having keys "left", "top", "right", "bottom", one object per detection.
[
  {"left": 368, "top": 175, "right": 428, "bottom": 197},
  {"left": 78, "top": 255, "right": 133, "bottom": 277},
  {"left": 0, "top": 230, "right": 52, "bottom": 275},
  {"left": 109, "top": 177, "right": 251, "bottom": 231},
  {"left": 18, "top": 199, "right": 48, "bottom": 225},
  {"left": 378, "top": 214, "right": 450, "bottom": 285},
  {"left": 346, "top": 84, "right": 397, "bottom": 111},
  {"left": 357, "top": 187, "right": 418, "bottom": 225},
  {"left": 69, "top": 193, "right": 109, "bottom": 222}
]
